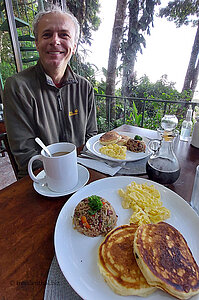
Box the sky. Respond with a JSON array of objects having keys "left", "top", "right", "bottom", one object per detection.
[{"left": 85, "top": 0, "right": 199, "bottom": 98}]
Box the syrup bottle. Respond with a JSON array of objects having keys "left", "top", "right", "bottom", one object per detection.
[{"left": 146, "top": 115, "right": 180, "bottom": 184}]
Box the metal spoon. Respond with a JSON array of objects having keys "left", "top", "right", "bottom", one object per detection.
[{"left": 35, "top": 137, "right": 52, "bottom": 157}]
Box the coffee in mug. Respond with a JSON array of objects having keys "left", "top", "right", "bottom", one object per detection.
[
  {"left": 52, "top": 151, "right": 70, "bottom": 157},
  {"left": 28, "top": 142, "right": 78, "bottom": 192}
]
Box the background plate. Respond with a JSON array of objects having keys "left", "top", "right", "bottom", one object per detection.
[
  {"left": 86, "top": 131, "right": 151, "bottom": 162},
  {"left": 54, "top": 176, "right": 199, "bottom": 300}
]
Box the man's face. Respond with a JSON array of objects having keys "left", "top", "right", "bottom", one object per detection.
[{"left": 35, "top": 12, "right": 77, "bottom": 75}]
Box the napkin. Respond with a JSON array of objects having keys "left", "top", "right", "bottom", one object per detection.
[{"left": 77, "top": 157, "right": 122, "bottom": 176}]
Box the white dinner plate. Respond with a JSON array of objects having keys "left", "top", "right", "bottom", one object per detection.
[
  {"left": 33, "top": 164, "right": 89, "bottom": 197},
  {"left": 86, "top": 131, "right": 151, "bottom": 162},
  {"left": 54, "top": 176, "right": 199, "bottom": 300}
]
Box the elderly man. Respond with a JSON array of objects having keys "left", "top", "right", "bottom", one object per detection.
[{"left": 3, "top": 6, "right": 97, "bottom": 178}]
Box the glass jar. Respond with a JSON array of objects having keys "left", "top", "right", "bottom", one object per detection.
[{"left": 146, "top": 115, "right": 180, "bottom": 184}]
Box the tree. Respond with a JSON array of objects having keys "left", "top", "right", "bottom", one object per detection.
[
  {"left": 159, "top": 0, "right": 199, "bottom": 94},
  {"left": 65, "top": 0, "right": 101, "bottom": 78},
  {"left": 183, "top": 24, "right": 199, "bottom": 92},
  {"left": 66, "top": 0, "right": 101, "bottom": 46},
  {"left": 121, "top": 0, "right": 160, "bottom": 97},
  {"left": 105, "top": 0, "right": 127, "bottom": 121},
  {"left": 105, "top": 0, "right": 127, "bottom": 97}
]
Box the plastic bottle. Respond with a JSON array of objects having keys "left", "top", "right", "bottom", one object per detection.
[{"left": 180, "top": 105, "right": 193, "bottom": 141}]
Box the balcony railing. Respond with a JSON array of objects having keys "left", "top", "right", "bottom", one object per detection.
[
  {"left": 95, "top": 94, "right": 199, "bottom": 133},
  {"left": 0, "top": 94, "right": 198, "bottom": 134}
]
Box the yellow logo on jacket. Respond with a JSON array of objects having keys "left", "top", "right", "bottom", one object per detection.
[{"left": 69, "top": 109, "right": 78, "bottom": 116}]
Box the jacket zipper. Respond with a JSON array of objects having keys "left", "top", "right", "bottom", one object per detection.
[
  {"left": 57, "top": 92, "right": 66, "bottom": 140},
  {"left": 57, "top": 94, "right": 63, "bottom": 111}
]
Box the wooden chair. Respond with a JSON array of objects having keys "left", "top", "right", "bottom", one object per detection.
[{"left": 0, "top": 133, "right": 18, "bottom": 179}]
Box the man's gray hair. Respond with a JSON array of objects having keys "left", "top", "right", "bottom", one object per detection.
[{"left": 33, "top": 4, "right": 80, "bottom": 43}]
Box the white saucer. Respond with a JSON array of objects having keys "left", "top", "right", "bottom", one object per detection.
[{"left": 33, "top": 164, "right": 89, "bottom": 197}]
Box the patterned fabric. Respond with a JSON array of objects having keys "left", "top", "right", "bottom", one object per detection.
[{"left": 44, "top": 256, "right": 82, "bottom": 300}]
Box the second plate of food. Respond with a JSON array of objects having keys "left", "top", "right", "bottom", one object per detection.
[
  {"left": 86, "top": 131, "right": 151, "bottom": 162},
  {"left": 54, "top": 176, "right": 199, "bottom": 300}
]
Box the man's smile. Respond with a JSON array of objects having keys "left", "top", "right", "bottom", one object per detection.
[{"left": 47, "top": 51, "right": 65, "bottom": 55}]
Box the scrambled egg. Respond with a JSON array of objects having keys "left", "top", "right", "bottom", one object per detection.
[
  {"left": 118, "top": 181, "right": 171, "bottom": 226},
  {"left": 99, "top": 144, "right": 127, "bottom": 159}
]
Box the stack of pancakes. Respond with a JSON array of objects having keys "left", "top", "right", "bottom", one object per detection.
[
  {"left": 98, "top": 222, "right": 199, "bottom": 299},
  {"left": 98, "top": 224, "right": 156, "bottom": 296},
  {"left": 99, "top": 131, "right": 130, "bottom": 146}
]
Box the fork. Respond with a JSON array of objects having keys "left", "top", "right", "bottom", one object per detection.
[{"left": 79, "top": 152, "right": 130, "bottom": 170}]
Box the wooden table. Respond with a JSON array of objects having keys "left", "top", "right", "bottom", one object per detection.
[
  {"left": 0, "top": 124, "right": 199, "bottom": 299},
  {"left": 0, "top": 119, "right": 6, "bottom": 133}
]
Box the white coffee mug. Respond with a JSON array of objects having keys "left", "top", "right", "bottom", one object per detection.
[{"left": 28, "top": 142, "right": 78, "bottom": 192}]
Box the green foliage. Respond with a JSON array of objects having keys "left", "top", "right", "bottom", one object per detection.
[
  {"left": 97, "top": 116, "right": 108, "bottom": 132},
  {"left": 0, "top": 0, "right": 38, "bottom": 77},
  {"left": 95, "top": 95, "right": 108, "bottom": 132},
  {"left": 131, "top": 74, "right": 176, "bottom": 98},
  {"left": 121, "top": 0, "right": 160, "bottom": 57},
  {"left": 120, "top": 0, "right": 161, "bottom": 96},
  {"left": 0, "top": 32, "right": 14, "bottom": 64},
  {"left": 0, "top": 61, "right": 16, "bottom": 85},
  {"left": 94, "top": 74, "right": 193, "bottom": 132},
  {"left": 159, "top": 1, "right": 199, "bottom": 93},
  {"left": 70, "top": 54, "right": 99, "bottom": 86},
  {"left": 66, "top": 0, "right": 101, "bottom": 45},
  {"left": 126, "top": 101, "right": 142, "bottom": 127},
  {"left": 159, "top": 0, "right": 199, "bottom": 27}
]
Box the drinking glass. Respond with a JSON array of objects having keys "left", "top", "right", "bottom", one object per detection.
[{"left": 190, "top": 165, "right": 199, "bottom": 215}]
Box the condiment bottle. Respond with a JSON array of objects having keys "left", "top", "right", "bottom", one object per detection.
[
  {"left": 146, "top": 115, "right": 180, "bottom": 184},
  {"left": 180, "top": 105, "right": 193, "bottom": 142}
]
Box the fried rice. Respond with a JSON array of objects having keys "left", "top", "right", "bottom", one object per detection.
[{"left": 73, "top": 196, "right": 118, "bottom": 237}]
